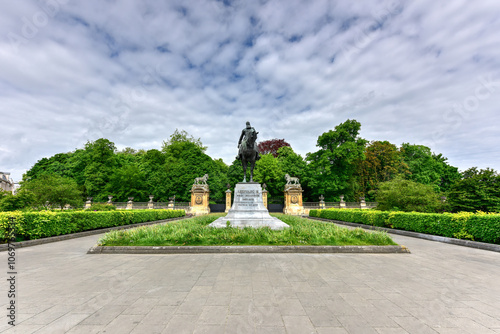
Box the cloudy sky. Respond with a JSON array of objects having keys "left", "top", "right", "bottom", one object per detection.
[{"left": 1, "top": 0, "right": 500, "bottom": 182}]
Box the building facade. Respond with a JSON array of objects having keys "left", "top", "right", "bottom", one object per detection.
[{"left": 0, "top": 172, "right": 15, "bottom": 193}]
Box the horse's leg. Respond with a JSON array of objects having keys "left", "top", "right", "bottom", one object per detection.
[
  {"left": 249, "top": 158, "right": 255, "bottom": 182},
  {"left": 242, "top": 157, "right": 247, "bottom": 183}
]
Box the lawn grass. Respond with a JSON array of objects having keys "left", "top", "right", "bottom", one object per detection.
[{"left": 97, "top": 213, "right": 397, "bottom": 247}]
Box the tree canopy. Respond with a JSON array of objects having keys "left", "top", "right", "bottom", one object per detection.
[
  {"left": 257, "top": 139, "right": 291, "bottom": 157},
  {"left": 5, "top": 120, "right": 494, "bottom": 213},
  {"left": 447, "top": 167, "right": 500, "bottom": 212},
  {"left": 306, "top": 119, "right": 367, "bottom": 201}
]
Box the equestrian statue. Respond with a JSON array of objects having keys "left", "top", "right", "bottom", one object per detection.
[{"left": 236, "top": 121, "right": 261, "bottom": 182}]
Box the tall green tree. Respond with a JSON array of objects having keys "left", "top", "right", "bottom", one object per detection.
[
  {"left": 22, "top": 174, "right": 83, "bottom": 209},
  {"left": 106, "top": 164, "right": 148, "bottom": 202},
  {"left": 447, "top": 167, "right": 500, "bottom": 212},
  {"left": 355, "top": 141, "right": 409, "bottom": 200},
  {"left": 83, "top": 138, "right": 117, "bottom": 201},
  {"left": 306, "top": 119, "right": 367, "bottom": 201},
  {"left": 400, "top": 143, "right": 460, "bottom": 192},
  {"left": 276, "top": 146, "right": 311, "bottom": 200},
  {"left": 253, "top": 153, "right": 284, "bottom": 198},
  {"left": 161, "top": 130, "right": 224, "bottom": 202}
]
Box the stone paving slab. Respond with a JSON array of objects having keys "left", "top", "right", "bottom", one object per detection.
[{"left": 0, "top": 224, "right": 499, "bottom": 333}]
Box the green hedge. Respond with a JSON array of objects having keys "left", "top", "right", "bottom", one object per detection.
[
  {"left": 0, "top": 209, "right": 185, "bottom": 243},
  {"left": 309, "top": 209, "right": 500, "bottom": 244}
]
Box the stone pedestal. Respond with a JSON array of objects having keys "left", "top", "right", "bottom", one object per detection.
[
  {"left": 225, "top": 189, "right": 232, "bottom": 213},
  {"left": 209, "top": 183, "right": 289, "bottom": 230},
  {"left": 190, "top": 185, "right": 210, "bottom": 216},
  {"left": 85, "top": 197, "right": 92, "bottom": 209},
  {"left": 319, "top": 195, "right": 325, "bottom": 209},
  {"left": 148, "top": 195, "right": 154, "bottom": 209},
  {"left": 360, "top": 197, "right": 366, "bottom": 209},
  {"left": 126, "top": 197, "right": 134, "bottom": 210},
  {"left": 339, "top": 195, "right": 346, "bottom": 208},
  {"left": 283, "top": 184, "right": 304, "bottom": 215}
]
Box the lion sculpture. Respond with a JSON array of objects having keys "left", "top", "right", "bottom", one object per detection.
[
  {"left": 285, "top": 174, "right": 300, "bottom": 185},
  {"left": 194, "top": 174, "right": 209, "bottom": 185}
]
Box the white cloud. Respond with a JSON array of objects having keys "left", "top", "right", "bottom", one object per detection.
[{"left": 1, "top": 0, "right": 500, "bottom": 181}]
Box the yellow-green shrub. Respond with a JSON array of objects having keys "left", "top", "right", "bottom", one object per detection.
[
  {"left": 0, "top": 210, "right": 185, "bottom": 242},
  {"left": 309, "top": 209, "right": 500, "bottom": 244}
]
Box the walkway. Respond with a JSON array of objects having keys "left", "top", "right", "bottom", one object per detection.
[{"left": 1, "top": 227, "right": 499, "bottom": 333}]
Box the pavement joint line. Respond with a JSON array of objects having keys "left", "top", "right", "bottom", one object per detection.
[
  {"left": 87, "top": 245, "right": 411, "bottom": 254},
  {"left": 0, "top": 215, "right": 190, "bottom": 252},
  {"left": 305, "top": 216, "right": 500, "bottom": 253}
]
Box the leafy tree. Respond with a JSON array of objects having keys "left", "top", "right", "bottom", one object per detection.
[
  {"left": 161, "top": 130, "right": 222, "bottom": 202},
  {"left": 0, "top": 190, "right": 35, "bottom": 211},
  {"left": 276, "top": 146, "right": 311, "bottom": 200},
  {"left": 227, "top": 159, "right": 245, "bottom": 189},
  {"left": 106, "top": 164, "right": 148, "bottom": 201},
  {"left": 374, "top": 177, "right": 444, "bottom": 212},
  {"left": 162, "top": 129, "right": 206, "bottom": 153},
  {"left": 140, "top": 149, "right": 167, "bottom": 201},
  {"left": 253, "top": 153, "right": 284, "bottom": 198},
  {"left": 83, "top": 138, "right": 117, "bottom": 201},
  {"left": 447, "top": 167, "right": 500, "bottom": 212},
  {"left": 400, "top": 143, "right": 460, "bottom": 192},
  {"left": 305, "top": 119, "right": 367, "bottom": 201},
  {"left": 22, "top": 175, "right": 83, "bottom": 209},
  {"left": 356, "top": 141, "right": 409, "bottom": 200},
  {"left": 257, "top": 139, "right": 291, "bottom": 157}
]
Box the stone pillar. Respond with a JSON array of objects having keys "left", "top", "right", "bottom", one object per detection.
[
  {"left": 360, "top": 196, "right": 366, "bottom": 209},
  {"left": 168, "top": 196, "right": 175, "bottom": 209},
  {"left": 319, "top": 195, "right": 325, "bottom": 209},
  {"left": 85, "top": 197, "right": 92, "bottom": 209},
  {"left": 126, "top": 197, "right": 134, "bottom": 210},
  {"left": 148, "top": 195, "right": 154, "bottom": 209},
  {"left": 225, "top": 189, "right": 232, "bottom": 213},
  {"left": 190, "top": 184, "right": 210, "bottom": 216},
  {"left": 339, "top": 194, "right": 346, "bottom": 208},
  {"left": 283, "top": 183, "right": 304, "bottom": 215},
  {"left": 107, "top": 196, "right": 113, "bottom": 204}
]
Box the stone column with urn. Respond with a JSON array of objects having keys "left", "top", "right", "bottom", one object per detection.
[
  {"left": 85, "top": 197, "right": 92, "bottom": 209},
  {"left": 339, "top": 194, "right": 346, "bottom": 208},
  {"left": 126, "top": 197, "right": 134, "bottom": 210}
]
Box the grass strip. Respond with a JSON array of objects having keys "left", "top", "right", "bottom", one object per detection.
[{"left": 97, "top": 213, "right": 397, "bottom": 247}]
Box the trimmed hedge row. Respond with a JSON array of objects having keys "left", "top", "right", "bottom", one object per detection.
[
  {"left": 0, "top": 209, "right": 185, "bottom": 243},
  {"left": 309, "top": 209, "right": 500, "bottom": 244}
]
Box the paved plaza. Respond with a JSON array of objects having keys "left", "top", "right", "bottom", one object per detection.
[{"left": 1, "top": 225, "right": 499, "bottom": 334}]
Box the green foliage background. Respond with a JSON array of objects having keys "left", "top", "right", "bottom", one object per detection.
[{"left": 3, "top": 120, "right": 499, "bottom": 214}]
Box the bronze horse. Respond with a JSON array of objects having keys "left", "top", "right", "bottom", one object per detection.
[{"left": 238, "top": 130, "right": 259, "bottom": 182}]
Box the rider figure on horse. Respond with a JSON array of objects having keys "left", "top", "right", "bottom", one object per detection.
[{"left": 236, "top": 121, "right": 261, "bottom": 161}]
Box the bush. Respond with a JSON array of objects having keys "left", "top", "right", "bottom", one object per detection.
[
  {"left": 310, "top": 208, "right": 500, "bottom": 244},
  {"left": 0, "top": 209, "right": 185, "bottom": 243},
  {"left": 373, "top": 177, "right": 444, "bottom": 212}
]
